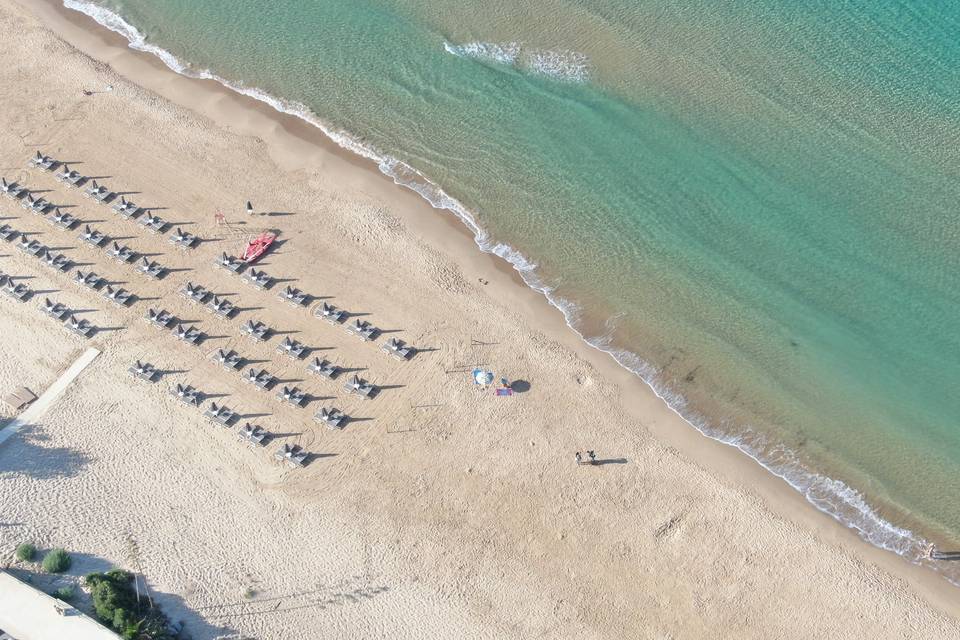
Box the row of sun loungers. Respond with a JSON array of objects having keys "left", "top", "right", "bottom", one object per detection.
[
  {"left": 18, "top": 237, "right": 45, "bottom": 256},
  {"left": 315, "top": 407, "right": 347, "bottom": 430},
  {"left": 344, "top": 374, "right": 376, "bottom": 399},
  {"left": 240, "top": 423, "right": 267, "bottom": 446},
  {"left": 37, "top": 295, "right": 94, "bottom": 338},
  {"left": 0, "top": 224, "right": 17, "bottom": 241},
  {"left": 307, "top": 357, "right": 339, "bottom": 379},
  {"left": 51, "top": 209, "right": 77, "bottom": 230},
  {"left": 103, "top": 285, "right": 133, "bottom": 307},
  {"left": 382, "top": 337, "right": 414, "bottom": 360},
  {"left": 174, "top": 324, "right": 203, "bottom": 345},
  {"left": 108, "top": 241, "right": 136, "bottom": 263},
  {"left": 148, "top": 308, "right": 175, "bottom": 328},
  {"left": 181, "top": 281, "right": 209, "bottom": 304},
  {"left": 217, "top": 252, "right": 244, "bottom": 272},
  {"left": 277, "top": 386, "right": 307, "bottom": 407}
]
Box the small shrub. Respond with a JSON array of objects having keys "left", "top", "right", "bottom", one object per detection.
[
  {"left": 15, "top": 543, "right": 36, "bottom": 562},
  {"left": 54, "top": 586, "right": 75, "bottom": 601},
  {"left": 42, "top": 548, "right": 71, "bottom": 573}
]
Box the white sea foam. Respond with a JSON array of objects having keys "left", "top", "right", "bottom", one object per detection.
[
  {"left": 443, "top": 40, "right": 590, "bottom": 83},
  {"left": 63, "top": 0, "right": 950, "bottom": 582}
]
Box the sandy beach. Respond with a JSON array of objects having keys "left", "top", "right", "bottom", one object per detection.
[{"left": 0, "top": 0, "right": 958, "bottom": 637}]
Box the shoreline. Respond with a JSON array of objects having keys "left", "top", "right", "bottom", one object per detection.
[
  {"left": 45, "top": 0, "right": 956, "bottom": 566},
  {"left": 8, "top": 0, "right": 960, "bottom": 629}
]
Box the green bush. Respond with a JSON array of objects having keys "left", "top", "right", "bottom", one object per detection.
[
  {"left": 15, "top": 543, "right": 36, "bottom": 562},
  {"left": 85, "top": 570, "right": 173, "bottom": 640},
  {"left": 41, "top": 548, "right": 71, "bottom": 573},
  {"left": 54, "top": 586, "right": 75, "bottom": 601}
]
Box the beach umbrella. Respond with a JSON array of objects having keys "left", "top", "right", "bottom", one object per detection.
[{"left": 473, "top": 368, "right": 494, "bottom": 385}]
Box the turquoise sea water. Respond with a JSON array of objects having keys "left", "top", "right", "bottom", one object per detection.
[{"left": 66, "top": 0, "right": 960, "bottom": 573}]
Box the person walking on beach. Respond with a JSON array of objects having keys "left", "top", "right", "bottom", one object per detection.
[
  {"left": 588, "top": 450, "right": 597, "bottom": 465},
  {"left": 575, "top": 452, "right": 582, "bottom": 466}
]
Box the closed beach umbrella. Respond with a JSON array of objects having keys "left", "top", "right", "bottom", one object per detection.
[{"left": 246, "top": 201, "right": 254, "bottom": 215}]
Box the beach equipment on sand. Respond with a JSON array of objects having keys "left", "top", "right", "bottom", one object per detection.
[
  {"left": 246, "top": 201, "right": 254, "bottom": 216},
  {"left": 473, "top": 368, "right": 494, "bottom": 386},
  {"left": 242, "top": 231, "right": 275, "bottom": 263}
]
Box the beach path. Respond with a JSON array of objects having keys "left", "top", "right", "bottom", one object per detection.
[{"left": 0, "top": 347, "right": 100, "bottom": 449}]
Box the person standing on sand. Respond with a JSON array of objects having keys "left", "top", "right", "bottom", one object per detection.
[
  {"left": 575, "top": 452, "right": 582, "bottom": 466},
  {"left": 588, "top": 450, "right": 597, "bottom": 465}
]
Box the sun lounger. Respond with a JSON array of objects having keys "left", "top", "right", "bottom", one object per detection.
[
  {"left": 317, "top": 302, "right": 344, "bottom": 324},
  {"left": 344, "top": 374, "right": 376, "bottom": 399},
  {"left": 242, "top": 319, "right": 270, "bottom": 342},
  {"left": 276, "top": 337, "right": 307, "bottom": 359},
  {"left": 102, "top": 285, "right": 132, "bottom": 307},
  {"left": 42, "top": 298, "right": 69, "bottom": 320},
  {"left": 239, "top": 423, "right": 267, "bottom": 446},
  {"left": 80, "top": 225, "right": 106, "bottom": 247},
  {"left": 67, "top": 316, "right": 93, "bottom": 338},
  {"left": 138, "top": 213, "right": 166, "bottom": 233},
  {"left": 307, "top": 357, "right": 339, "bottom": 379},
  {"left": 1, "top": 178, "right": 26, "bottom": 199},
  {"left": 382, "top": 337, "right": 414, "bottom": 360},
  {"left": 277, "top": 385, "right": 306, "bottom": 407},
  {"left": 75, "top": 270, "right": 103, "bottom": 290},
  {"left": 244, "top": 367, "right": 274, "bottom": 390},
  {"left": 3, "top": 280, "right": 30, "bottom": 302},
  {"left": 274, "top": 443, "right": 308, "bottom": 467},
  {"left": 346, "top": 319, "right": 379, "bottom": 341},
  {"left": 173, "top": 323, "right": 203, "bottom": 345},
  {"left": 108, "top": 242, "right": 136, "bottom": 263},
  {"left": 203, "top": 402, "right": 236, "bottom": 426},
  {"left": 0, "top": 224, "right": 17, "bottom": 241},
  {"left": 17, "top": 237, "right": 44, "bottom": 256},
  {"left": 215, "top": 349, "right": 243, "bottom": 370},
  {"left": 50, "top": 209, "right": 77, "bottom": 230},
  {"left": 112, "top": 196, "right": 141, "bottom": 218},
  {"left": 32, "top": 152, "right": 58, "bottom": 171},
  {"left": 23, "top": 196, "right": 50, "bottom": 215},
  {"left": 170, "top": 383, "right": 202, "bottom": 407},
  {"left": 279, "top": 285, "right": 308, "bottom": 306},
  {"left": 128, "top": 359, "right": 157, "bottom": 382},
  {"left": 314, "top": 407, "right": 346, "bottom": 430},
  {"left": 206, "top": 295, "right": 236, "bottom": 318},
  {"left": 169, "top": 227, "right": 197, "bottom": 249},
  {"left": 180, "top": 282, "right": 209, "bottom": 304},
  {"left": 242, "top": 268, "right": 272, "bottom": 290},
  {"left": 56, "top": 165, "right": 85, "bottom": 187},
  {"left": 83, "top": 180, "right": 111, "bottom": 200},
  {"left": 31, "top": 151, "right": 58, "bottom": 171},
  {"left": 147, "top": 307, "right": 175, "bottom": 328},
  {"left": 42, "top": 251, "right": 71, "bottom": 272},
  {"left": 217, "top": 252, "right": 244, "bottom": 273},
  {"left": 138, "top": 258, "right": 165, "bottom": 279}
]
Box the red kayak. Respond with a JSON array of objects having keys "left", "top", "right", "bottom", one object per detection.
[{"left": 242, "top": 231, "right": 276, "bottom": 264}]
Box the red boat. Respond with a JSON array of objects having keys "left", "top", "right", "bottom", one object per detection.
[{"left": 242, "top": 231, "right": 276, "bottom": 264}]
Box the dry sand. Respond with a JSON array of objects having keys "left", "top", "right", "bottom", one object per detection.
[{"left": 0, "top": 0, "right": 958, "bottom": 638}]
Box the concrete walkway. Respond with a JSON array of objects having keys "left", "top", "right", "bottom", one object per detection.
[
  {"left": 0, "top": 348, "right": 100, "bottom": 448},
  {"left": 0, "top": 571, "right": 119, "bottom": 639}
]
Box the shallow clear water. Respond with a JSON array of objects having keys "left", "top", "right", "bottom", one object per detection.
[{"left": 67, "top": 0, "right": 960, "bottom": 563}]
